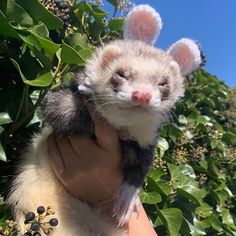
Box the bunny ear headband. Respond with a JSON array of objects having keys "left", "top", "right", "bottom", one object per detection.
[{"left": 124, "top": 4, "right": 202, "bottom": 75}]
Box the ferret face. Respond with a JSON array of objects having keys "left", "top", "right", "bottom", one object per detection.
[{"left": 85, "top": 40, "right": 185, "bottom": 128}]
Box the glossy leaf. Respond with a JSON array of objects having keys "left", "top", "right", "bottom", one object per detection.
[
  {"left": 140, "top": 191, "right": 162, "bottom": 204},
  {"left": 15, "top": 0, "right": 63, "bottom": 30},
  {"left": 156, "top": 208, "right": 183, "bottom": 236},
  {"left": 0, "top": 10, "right": 19, "bottom": 38},
  {"left": 61, "top": 42, "right": 86, "bottom": 65},
  {"left": 108, "top": 18, "right": 124, "bottom": 31},
  {"left": 11, "top": 59, "right": 53, "bottom": 87},
  {"left": 0, "top": 126, "right": 6, "bottom": 162},
  {"left": 2, "top": 0, "right": 33, "bottom": 26}
]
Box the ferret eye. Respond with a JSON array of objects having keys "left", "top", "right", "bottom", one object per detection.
[
  {"left": 158, "top": 77, "right": 168, "bottom": 86},
  {"left": 116, "top": 69, "right": 128, "bottom": 80}
]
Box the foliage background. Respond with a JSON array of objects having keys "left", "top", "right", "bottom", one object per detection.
[{"left": 0, "top": 0, "right": 235, "bottom": 235}]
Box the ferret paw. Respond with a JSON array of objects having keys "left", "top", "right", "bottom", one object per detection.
[{"left": 113, "top": 184, "right": 140, "bottom": 227}]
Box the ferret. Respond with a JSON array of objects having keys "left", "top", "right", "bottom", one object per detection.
[{"left": 7, "top": 5, "right": 202, "bottom": 236}]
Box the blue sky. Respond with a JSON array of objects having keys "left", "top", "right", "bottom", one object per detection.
[{"left": 105, "top": 0, "right": 236, "bottom": 87}]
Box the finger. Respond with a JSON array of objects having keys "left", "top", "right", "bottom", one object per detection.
[
  {"left": 69, "top": 135, "right": 101, "bottom": 158},
  {"left": 93, "top": 113, "right": 120, "bottom": 152},
  {"left": 54, "top": 136, "right": 80, "bottom": 170},
  {"left": 47, "top": 134, "right": 65, "bottom": 174}
]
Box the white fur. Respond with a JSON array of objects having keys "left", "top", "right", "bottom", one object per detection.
[
  {"left": 7, "top": 128, "right": 126, "bottom": 236},
  {"left": 113, "top": 184, "right": 140, "bottom": 226}
]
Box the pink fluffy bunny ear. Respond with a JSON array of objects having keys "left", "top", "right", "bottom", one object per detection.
[
  {"left": 167, "top": 38, "right": 202, "bottom": 75},
  {"left": 124, "top": 5, "right": 162, "bottom": 45}
]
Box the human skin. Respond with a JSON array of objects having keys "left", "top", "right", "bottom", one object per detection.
[{"left": 47, "top": 113, "right": 157, "bottom": 236}]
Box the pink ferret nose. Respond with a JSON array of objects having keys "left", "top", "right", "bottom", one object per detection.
[{"left": 131, "top": 90, "right": 152, "bottom": 105}]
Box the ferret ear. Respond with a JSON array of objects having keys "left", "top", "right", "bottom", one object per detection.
[
  {"left": 100, "top": 45, "right": 121, "bottom": 68},
  {"left": 124, "top": 5, "right": 162, "bottom": 45},
  {"left": 167, "top": 38, "right": 202, "bottom": 75}
]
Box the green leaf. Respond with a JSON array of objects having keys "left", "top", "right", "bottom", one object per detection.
[
  {"left": 0, "top": 113, "right": 12, "bottom": 125},
  {"left": 11, "top": 59, "right": 53, "bottom": 87},
  {"left": 182, "top": 218, "right": 206, "bottom": 236},
  {"left": 61, "top": 42, "right": 86, "bottom": 65},
  {"left": 0, "top": 196, "right": 3, "bottom": 205},
  {"left": 108, "top": 18, "right": 124, "bottom": 31},
  {"left": 178, "top": 115, "right": 188, "bottom": 125},
  {"left": 179, "top": 165, "right": 196, "bottom": 178},
  {"left": 157, "top": 137, "right": 169, "bottom": 157},
  {"left": 15, "top": 0, "right": 63, "bottom": 30},
  {"left": 77, "top": 48, "right": 93, "bottom": 61},
  {"left": 210, "top": 139, "right": 218, "bottom": 149},
  {"left": 107, "top": 0, "right": 118, "bottom": 8},
  {"left": 156, "top": 180, "right": 171, "bottom": 196},
  {"left": 2, "top": 0, "right": 33, "bottom": 26},
  {"left": 0, "top": 10, "right": 19, "bottom": 38},
  {"left": 222, "top": 208, "right": 236, "bottom": 230},
  {"left": 0, "top": 126, "right": 6, "bottom": 162},
  {"left": 195, "top": 204, "right": 213, "bottom": 218},
  {"left": 147, "top": 167, "right": 165, "bottom": 182},
  {"left": 64, "top": 33, "right": 90, "bottom": 49},
  {"left": 92, "top": 6, "right": 109, "bottom": 20},
  {"left": 222, "top": 132, "right": 236, "bottom": 145},
  {"left": 156, "top": 208, "right": 183, "bottom": 236},
  {"left": 177, "top": 186, "right": 205, "bottom": 206},
  {"left": 27, "top": 23, "right": 60, "bottom": 55},
  {"left": 140, "top": 191, "right": 162, "bottom": 204}
]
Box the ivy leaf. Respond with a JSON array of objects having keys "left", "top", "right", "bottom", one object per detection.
[
  {"left": 27, "top": 23, "right": 60, "bottom": 55},
  {"left": 77, "top": 48, "right": 93, "bottom": 62},
  {"left": 0, "top": 126, "right": 6, "bottom": 162},
  {"left": 64, "top": 33, "right": 90, "bottom": 50},
  {"left": 108, "top": 18, "right": 124, "bottom": 31},
  {"left": 107, "top": 0, "right": 118, "bottom": 8},
  {"left": 177, "top": 186, "right": 205, "bottom": 206},
  {"left": 179, "top": 165, "right": 196, "bottom": 179},
  {"left": 140, "top": 191, "right": 161, "bottom": 204},
  {"left": 222, "top": 132, "right": 236, "bottom": 145},
  {"left": 0, "top": 10, "right": 19, "bottom": 38},
  {"left": 2, "top": 0, "right": 33, "bottom": 26},
  {"left": 92, "top": 6, "right": 109, "bottom": 20},
  {"left": 155, "top": 208, "right": 183, "bottom": 236},
  {"left": 15, "top": 0, "right": 63, "bottom": 30},
  {"left": 11, "top": 59, "right": 53, "bottom": 87},
  {"left": 182, "top": 218, "right": 206, "bottom": 236},
  {"left": 222, "top": 208, "right": 236, "bottom": 230},
  {"left": 157, "top": 137, "right": 169, "bottom": 157},
  {"left": 0, "top": 196, "right": 3, "bottom": 205},
  {"left": 61, "top": 42, "right": 86, "bottom": 65},
  {"left": 0, "top": 113, "right": 12, "bottom": 126},
  {"left": 195, "top": 204, "right": 213, "bottom": 218}
]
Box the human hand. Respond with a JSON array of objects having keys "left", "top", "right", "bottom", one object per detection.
[{"left": 47, "top": 113, "right": 123, "bottom": 213}]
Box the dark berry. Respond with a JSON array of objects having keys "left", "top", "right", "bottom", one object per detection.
[
  {"left": 49, "top": 218, "right": 58, "bottom": 226},
  {"left": 59, "top": 2, "right": 69, "bottom": 9},
  {"left": 23, "top": 233, "right": 32, "bottom": 236},
  {"left": 37, "top": 206, "right": 45, "bottom": 214},
  {"left": 25, "top": 212, "right": 35, "bottom": 221},
  {"left": 31, "top": 222, "right": 40, "bottom": 231},
  {"left": 33, "top": 232, "right": 41, "bottom": 236}
]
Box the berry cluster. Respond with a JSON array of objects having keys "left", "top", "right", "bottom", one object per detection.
[
  {"left": 0, "top": 220, "right": 20, "bottom": 236},
  {"left": 23, "top": 206, "right": 58, "bottom": 236},
  {"left": 39, "top": 0, "right": 73, "bottom": 39}
]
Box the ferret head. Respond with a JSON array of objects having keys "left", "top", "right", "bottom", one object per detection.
[
  {"left": 85, "top": 40, "right": 184, "bottom": 127},
  {"left": 83, "top": 5, "right": 202, "bottom": 132}
]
